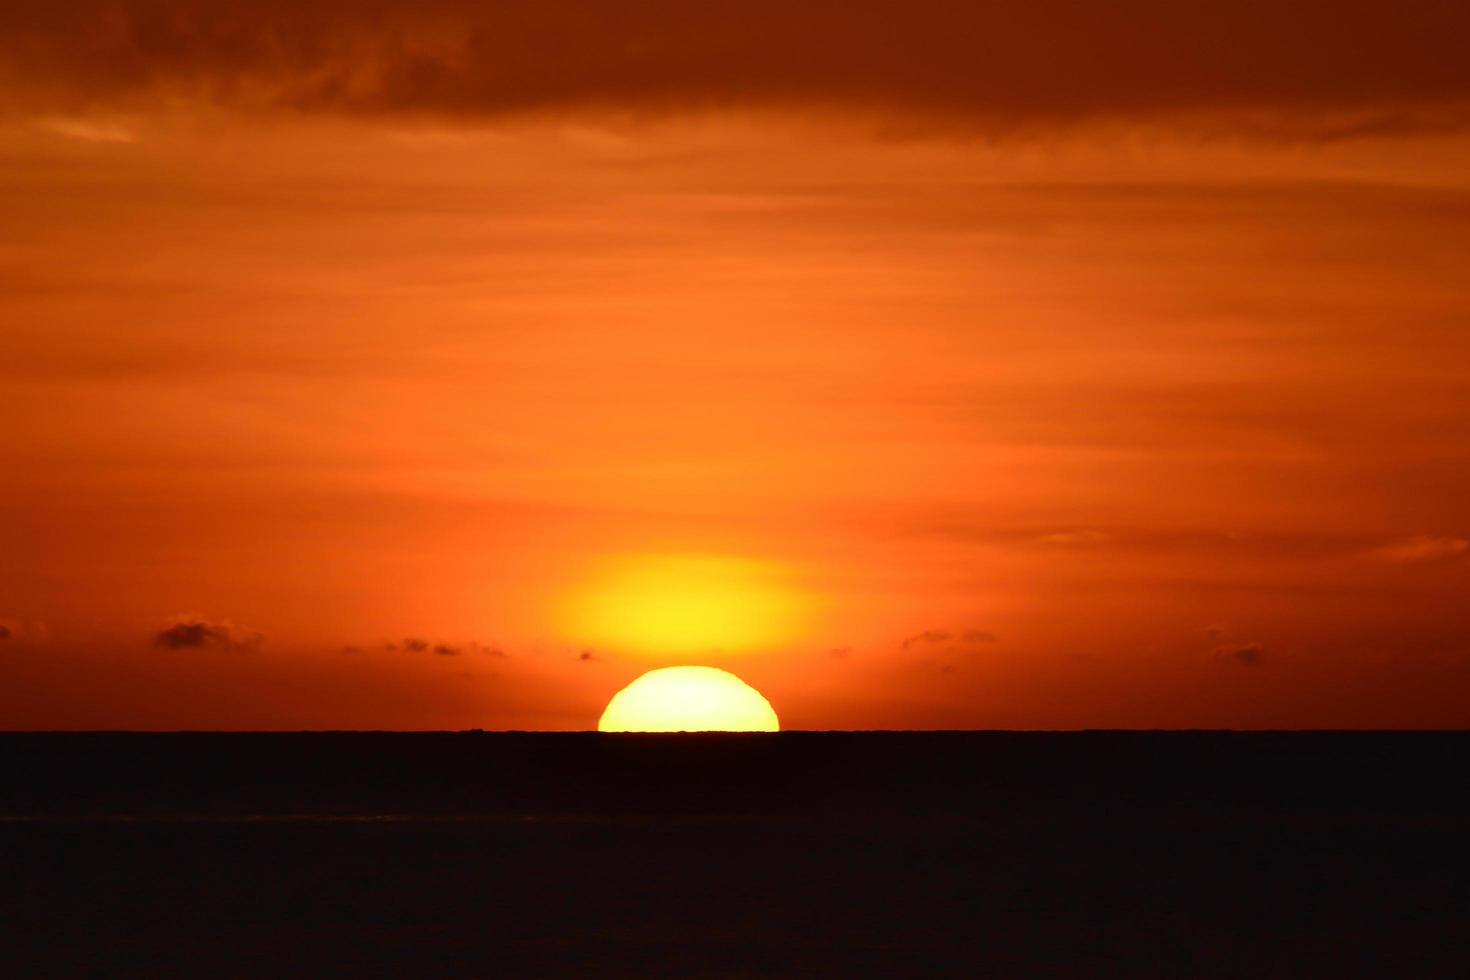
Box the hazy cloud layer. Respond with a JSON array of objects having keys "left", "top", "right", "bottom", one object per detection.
[
  {"left": 3, "top": 1, "right": 1468, "bottom": 129},
  {"left": 1375, "top": 535, "right": 1470, "bottom": 564},
  {"left": 1035, "top": 530, "right": 1117, "bottom": 548}
]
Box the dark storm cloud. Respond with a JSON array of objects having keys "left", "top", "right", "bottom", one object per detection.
[
  {"left": 153, "top": 618, "right": 262, "bottom": 651},
  {"left": 2, "top": 1, "right": 1468, "bottom": 129}
]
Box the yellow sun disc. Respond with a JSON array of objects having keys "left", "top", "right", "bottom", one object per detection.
[{"left": 597, "top": 666, "right": 780, "bottom": 732}]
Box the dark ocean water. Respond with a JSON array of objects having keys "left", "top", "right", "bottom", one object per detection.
[{"left": 2, "top": 731, "right": 1467, "bottom": 977}]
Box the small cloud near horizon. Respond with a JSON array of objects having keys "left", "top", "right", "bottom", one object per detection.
[
  {"left": 1214, "top": 641, "right": 1267, "bottom": 667},
  {"left": 388, "top": 637, "right": 507, "bottom": 657},
  {"left": 0, "top": 620, "right": 48, "bottom": 644},
  {"left": 153, "top": 617, "right": 262, "bottom": 651},
  {"left": 902, "top": 629, "right": 998, "bottom": 649}
]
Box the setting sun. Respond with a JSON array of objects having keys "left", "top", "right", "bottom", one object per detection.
[
  {"left": 597, "top": 666, "right": 780, "bottom": 732},
  {"left": 4, "top": 1, "right": 1467, "bottom": 974}
]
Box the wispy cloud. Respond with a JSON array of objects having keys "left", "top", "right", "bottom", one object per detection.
[
  {"left": 36, "top": 116, "right": 136, "bottom": 143},
  {"left": 1374, "top": 535, "right": 1469, "bottom": 564},
  {"left": 388, "top": 637, "right": 507, "bottom": 657},
  {"left": 1035, "top": 530, "right": 1115, "bottom": 548},
  {"left": 901, "top": 629, "right": 998, "bottom": 650}
]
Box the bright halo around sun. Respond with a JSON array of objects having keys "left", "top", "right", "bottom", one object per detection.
[
  {"left": 597, "top": 666, "right": 780, "bottom": 732},
  {"left": 565, "top": 554, "right": 810, "bottom": 657}
]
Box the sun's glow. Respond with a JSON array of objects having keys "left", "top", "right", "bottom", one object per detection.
[
  {"left": 566, "top": 554, "right": 809, "bottom": 656},
  {"left": 597, "top": 666, "right": 780, "bottom": 732}
]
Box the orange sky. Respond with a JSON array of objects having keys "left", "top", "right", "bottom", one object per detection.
[{"left": 3, "top": 1, "right": 1470, "bottom": 729}]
